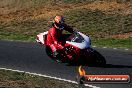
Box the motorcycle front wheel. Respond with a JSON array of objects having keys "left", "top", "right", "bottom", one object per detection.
[
  {"left": 45, "top": 46, "right": 65, "bottom": 63},
  {"left": 45, "top": 46, "right": 53, "bottom": 58}
]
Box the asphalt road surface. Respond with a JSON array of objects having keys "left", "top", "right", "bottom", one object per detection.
[{"left": 0, "top": 40, "right": 132, "bottom": 88}]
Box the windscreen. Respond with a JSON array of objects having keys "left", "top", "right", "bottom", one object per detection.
[{"left": 66, "top": 34, "right": 84, "bottom": 43}]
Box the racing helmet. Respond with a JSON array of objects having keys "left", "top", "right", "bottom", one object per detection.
[{"left": 53, "top": 16, "right": 64, "bottom": 30}]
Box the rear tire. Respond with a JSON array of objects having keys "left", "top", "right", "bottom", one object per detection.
[{"left": 85, "top": 48, "right": 106, "bottom": 66}]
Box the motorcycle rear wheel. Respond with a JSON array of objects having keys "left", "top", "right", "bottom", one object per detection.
[
  {"left": 85, "top": 48, "right": 106, "bottom": 66},
  {"left": 92, "top": 50, "right": 106, "bottom": 66}
]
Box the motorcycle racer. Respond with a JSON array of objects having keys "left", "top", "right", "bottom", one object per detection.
[
  {"left": 36, "top": 16, "right": 106, "bottom": 65},
  {"left": 46, "top": 16, "right": 76, "bottom": 57}
]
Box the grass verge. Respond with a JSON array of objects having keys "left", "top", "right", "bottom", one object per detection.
[
  {"left": 0, "top": 69, "right": 78, "bottom": 88},
  {"left": 0, "top": 31, "right": 131, "bottom": 49},
  {"left": 92, "top": 37, "right": 132, "bottom": 49},
  {"left": 64, "top": 8, "right": 132, "bottom": 38},
  {"left": 0, "top": 32, "right": 34, "bottom": 42},
  {"left": 0, "top": 1, "right": 131, "bottom": 49}
]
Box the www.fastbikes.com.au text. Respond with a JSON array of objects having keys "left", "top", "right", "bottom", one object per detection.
[{"left": 84, "top": 75, "right": 130, "bottom": 83}]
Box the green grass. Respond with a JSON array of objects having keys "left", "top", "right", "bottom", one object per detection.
[
  {"left": 0, "top": 32, "right": 34, "bottom": 42},
  {"left": 0, "top": 19, "right": 49, "bottom": 42},
  {"left": 1, "top": 8, "right": 132, "bottom": 38},
  {"left": 0, "top": 69, "right": 78, "bottom": 88},
  {"left": 0, "top": 8, "right": 132, "bottom": 49},
  {"left": 92, "top": 37, "right": 132, "bottom": 49},
  {"left": 0, "top": 0, "right": 94, "bottom": 11},
  {"left": 64, "top": 8, "right": 132, "bottom": 38},
  {"left": 64, "top": 8, "right": 132, "bottom": 49},
  {"left": 0, "top": 0, "right": 129, "bottom": 11},
  {"left": 0, "top": 1, "right": 131, "bottom": 49}
]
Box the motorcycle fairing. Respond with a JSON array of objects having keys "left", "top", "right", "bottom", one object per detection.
[
  {"left": 36, "top": 31, "right": 48, "bottom": 44},
  {"left": 66, "top": 32, "right": 90, "bottom": 49}
]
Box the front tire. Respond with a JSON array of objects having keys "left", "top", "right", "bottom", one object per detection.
[
  {"left": 45, "top": 46, "right": 53, "bottom": 58},
  {"left": 45, "top": 46, "right": 64, "bottom": 63}
]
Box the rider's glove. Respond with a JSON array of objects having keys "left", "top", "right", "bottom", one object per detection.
[
  {"left": 73, "top": 31, "right": 78, "bottom": 36},
  {"left": 58, "top": 44, "right": 64, "bottom": 50}
]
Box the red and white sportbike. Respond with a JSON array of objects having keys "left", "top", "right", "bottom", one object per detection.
[{"left": 36, "top": 31, "right": 106, "bottom": 65}]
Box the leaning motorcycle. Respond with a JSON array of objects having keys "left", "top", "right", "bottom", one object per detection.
[{"left": 36, "top": 31, "right": 106, "bottom": 66}]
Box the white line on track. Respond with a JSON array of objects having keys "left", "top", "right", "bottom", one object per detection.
[
  {"left": 92, "top": 46, "right": 97, "bottom": 48},
  {"left": 92, "top": 45, "right": 131, "bottom": 51},
  {"left": 113, "top": 48, "right": 117, "bottom": 50},
  {"left": 0, "top": 67, "right": 100, "bottom": 88},
  {"left": 125, "top": 49, "right": 129, "bottom": 51},
  {"left": 103, "top": 47, "right": 107, "bottom": 48}
]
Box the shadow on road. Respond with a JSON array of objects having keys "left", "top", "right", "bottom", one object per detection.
[
  {"left": 67, "top": 63, "right": 132, "bottom": 68},
  {"left": 129, "top": 54, "right": 132, "bottom": 55},
  {"left": 102, "top": 64, "right": 132, "bottom": 68}
]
